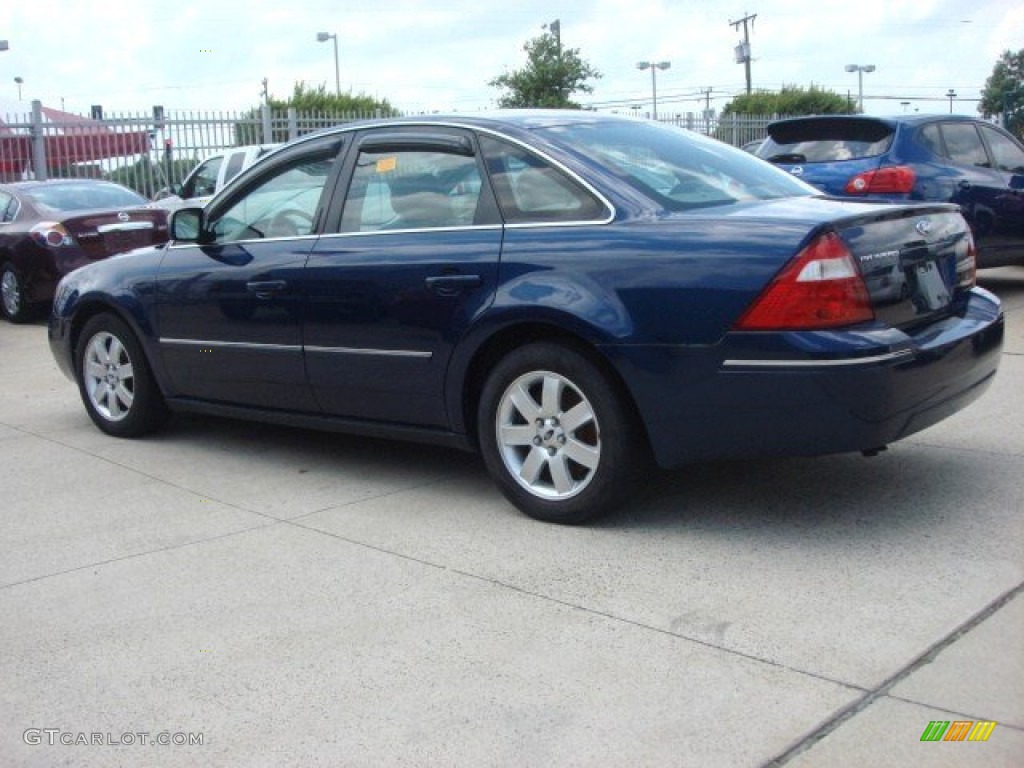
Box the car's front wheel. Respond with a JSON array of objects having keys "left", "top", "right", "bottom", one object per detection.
[
  {"left": 477, "top": 342, "right": 646, "bottom": 524},
  {"left": 75, "top": 314, "right": 168, "bottom": 437}
]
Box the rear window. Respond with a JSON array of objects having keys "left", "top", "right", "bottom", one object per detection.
[
  {"left": 22, "top": 182, "right": 146, "bottom": 212},
  {"left": 540, "top": 120, "right": 813, "bottom": 212},
  {"left": 759, "top": 119, "right": 895, "bottom": 163}
]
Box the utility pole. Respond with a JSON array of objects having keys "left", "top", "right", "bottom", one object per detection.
[
  {"left": 702, "top": 87, "right": 713, "bottom": 112},
  {"left": 729, "top": 13, "right": 757, "bottom": 95},
  {"left": 261, "top": 77, "right": 269, "bottom": 105}
]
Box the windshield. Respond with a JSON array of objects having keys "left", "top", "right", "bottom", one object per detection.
[
  {"left": 22, "top": 182, "right": 147, "bottom": 212},
  {"left": 537, "top": 120, "right": 816, "bottom": 211}
]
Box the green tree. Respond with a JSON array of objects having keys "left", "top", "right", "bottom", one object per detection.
[
  {"left": 235, "top": 82, "right": 399, "bottom": 144},
  {"left": 489, "top": 27, "right": 601, "bottom": 108},
  {"left": 107, "top": 154, "right": 198, "bottom": 197},
  {"left": 721, "top": 85, "right": 854, "bottom": 116},
  {"left": 978, "top": 49, "right": 1024, "bottom": 139}
]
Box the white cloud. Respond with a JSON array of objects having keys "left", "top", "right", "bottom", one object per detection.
[{"left": 1, "top": 0, "right": 1018, "bottom": 117}]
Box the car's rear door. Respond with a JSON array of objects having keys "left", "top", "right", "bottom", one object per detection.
[{"left": 301, "top": 126, "right": 502, "bottom": 428}]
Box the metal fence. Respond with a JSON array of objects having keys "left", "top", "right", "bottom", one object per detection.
[{"left": 1, "top": 101, "right": 779, "bottom": 198}]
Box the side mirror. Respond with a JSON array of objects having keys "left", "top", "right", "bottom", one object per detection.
[{"left": 170, "top": 207, "right": 206, "bottom": 242}]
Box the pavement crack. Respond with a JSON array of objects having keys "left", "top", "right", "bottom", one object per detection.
[{"left": 761, "top": 579, "right": 1024, "bottom": 766}]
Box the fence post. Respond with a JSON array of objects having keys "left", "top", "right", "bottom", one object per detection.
[
  {"left": 261, "top": 103, "right": 272, "bottom": 144},
  {"left": 288, "top": 108, "right": 298, "bottom": 141},
  {"left": 31, "top": 99, "right": 48, "bottom": 181}
]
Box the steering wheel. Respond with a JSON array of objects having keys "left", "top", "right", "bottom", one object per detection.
[{"left": 268, "top": 209, "right": 315, "bottom": 237}]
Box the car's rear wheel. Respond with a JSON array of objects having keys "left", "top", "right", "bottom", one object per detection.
[
  {"left": 1, "top": 264, "right": 34, "bottom": 324},
  {"left": 477, "top": 342, "right": 646, "bottom": 524},
  {"left": 75, "top": 314, "right": 168, "bottom": 437}
]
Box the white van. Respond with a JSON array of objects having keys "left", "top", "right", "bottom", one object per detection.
[{"left": 151, "top": 144, "right": 281, "bottom": 211}]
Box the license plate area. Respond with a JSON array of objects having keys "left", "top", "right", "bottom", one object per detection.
[{"left": 912, "top": 261, "right": 951, "bottom": 312}]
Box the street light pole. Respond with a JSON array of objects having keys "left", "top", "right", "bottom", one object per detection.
[
  {"left": 14, "top": 76, "right": 23, "bottom": 100},
  {"left": 636, "top": 61, "right": 670, "bottom": 121},
  {"left": 946, "top": 89, "right": 957, "bottom": 113},
  {"left": 316, "top": 32, "right": 340, "bottom": 97},
  {"left": 844, "top": 64, "right": 875, "bottom": 113}
]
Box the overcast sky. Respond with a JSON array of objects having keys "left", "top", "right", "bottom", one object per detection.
[{"left": 2, "top": 0, "right": 1022, "bottom": 119}]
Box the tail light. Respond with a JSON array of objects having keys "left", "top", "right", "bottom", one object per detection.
[
  {"left": 735, "top": 231, "right": 873, "bottom": 330},
  {"left": 844, "top": 166, "right": 916, "bottom": 195},
  {"left": 956, "top": 230, "right": 977, "bottom": 289},
  {"left": 30, "top": 222, "right": 74, "bottom": 248}
]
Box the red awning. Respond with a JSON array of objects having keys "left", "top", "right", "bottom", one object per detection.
[{"left": 0, "top": 100, "right": 151, "bottom": 175}]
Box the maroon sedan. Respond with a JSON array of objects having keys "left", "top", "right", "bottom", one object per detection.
[{"left": 0, "top": 179, "right": 168, "bottom": 322}]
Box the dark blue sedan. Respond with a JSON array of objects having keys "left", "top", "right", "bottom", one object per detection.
[
  {"left": 48, "top": 112, "right": 1004, "bottom": 523},
  {"left": 757, "top": 114, "right": 1024, "bottom": 268}
]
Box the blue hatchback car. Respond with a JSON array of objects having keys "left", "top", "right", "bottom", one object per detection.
[
  {"left": 48, "top": 112, "right": 1004, "bottom": 523},
  {"left": 757, "top": 115, "right": 1024, "bottom": 268}
]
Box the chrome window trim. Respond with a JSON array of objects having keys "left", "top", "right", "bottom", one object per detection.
[
  {"left": 167, "top": 233, "right": 320, "bottom": 249},
  {"left": 265, "top": 119, "right": 618, "bottom": 227},
  {"left": 723, "top": 349, "right": 913, "bottom": 369}
]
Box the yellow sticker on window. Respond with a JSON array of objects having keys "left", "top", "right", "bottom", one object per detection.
[{"left": 376, "top": 156, "right": 398, "bottom": 173}]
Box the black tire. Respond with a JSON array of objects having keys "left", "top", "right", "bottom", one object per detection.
[
  {"left": 1, "top": 263, "right": 35, "bottom": 324},
  {"left": 477, "top": 342, "right": 646, "bottom": 524},
  {"left": 75, "top": 314, "right": 169, "bottom": 437}
]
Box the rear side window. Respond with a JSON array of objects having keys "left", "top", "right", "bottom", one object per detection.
[
  {"left": 340, "top": 148, "right": 484, "bottom": 232},
  {"left": 760, "top": 119, "right": 894, "bottom": 163},
  {"left": 939, "top": 123, "right": 989, "bottom": 167},
  {"left": 979, "top": 125, "right": 1024, "bottom": 173},
  {"left": 479, "top": 135, "right": 609, "bottom": 224}
]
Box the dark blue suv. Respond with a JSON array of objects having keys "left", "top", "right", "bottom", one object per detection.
[{"left": 758, "top": 115, "right": 1024, "bottom": 268}]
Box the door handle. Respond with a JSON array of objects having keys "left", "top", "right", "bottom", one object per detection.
[
  {"left": 425, "top": 274, "right": 483, "bottom": 295},
  {"left": 246, "top": 279, "right": 288, "bottom": 298},
  {"left": 957, "top": 180, "right": 972, "bottom": 190}
]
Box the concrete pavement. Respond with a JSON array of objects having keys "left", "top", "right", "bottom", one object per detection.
[{"left": 1, "top": 269, "right": 1022, "bottom": 767}]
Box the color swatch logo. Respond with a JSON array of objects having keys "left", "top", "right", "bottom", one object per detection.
[{"left": 920, "top": 720, "right": 997, "bottom": 742}]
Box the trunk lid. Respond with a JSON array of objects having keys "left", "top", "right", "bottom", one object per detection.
[
  {"left": 62, "top": 207, "right": 169, "bottom": 260},
  {"left": 834, "top": 204, "right": 972, "bottom": 329}
]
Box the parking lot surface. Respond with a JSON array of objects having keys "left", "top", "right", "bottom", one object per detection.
[{"left": 1, "top": 270, "right": 1022, "bottom": 767}]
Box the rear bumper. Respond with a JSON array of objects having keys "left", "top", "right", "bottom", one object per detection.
[{"left": 608, "top": 287, "right": 1004, "bottom": 469}]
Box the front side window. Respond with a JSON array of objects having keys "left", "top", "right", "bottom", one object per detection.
[
  {"left": 183, "top": 156, "right": 223, "bottom": 198},
  {"left": 341, "top": 148, "right": 483, "bottom": 232},
  {"left": 979, "top": 125, "right": 1024, "bottom": 173},
  {"left": 940, "top": 123, "right": 989, "bottom": 167},
  {"left": 208, "top": 155, "right": 334, "bottom": 243},
  {"left": 0, "top": 192, "right": 17, "bottom": 223}
]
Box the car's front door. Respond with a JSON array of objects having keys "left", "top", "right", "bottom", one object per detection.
[
  {"left": 156, "top": 137, "right": 344, "bottom": 410},
  {"left": 302, "top": 128, "right": 503, "bottom": 428}
]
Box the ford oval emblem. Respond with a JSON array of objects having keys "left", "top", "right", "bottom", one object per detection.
[
  {"left": 789, "top": 166, "right": 803, "bottom": 177},
  {"left": 117, "top": 211, "right": 130, "bottom": 222},
  {"left": 915, "top": 219, "right": 932, "bottom": 236}
]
